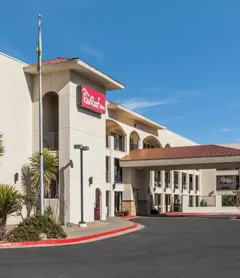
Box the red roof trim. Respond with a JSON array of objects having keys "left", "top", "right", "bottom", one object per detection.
[
  {"left": 121, "top": 145, "right": 240, "bottom": 161},
  {"left": 25, "top": 57, "right": 78, "bottom": 68}
]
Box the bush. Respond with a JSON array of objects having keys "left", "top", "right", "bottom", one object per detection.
[
  {"left": 123, "top": 210, "right": 129, "bottom": 216},
  {"left": 6, "top": 212, "right": 67, "bottom": 242}
]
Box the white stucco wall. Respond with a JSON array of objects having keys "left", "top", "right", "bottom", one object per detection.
[
  {"left": 69, "top": 71, "right": 108, "bottom": 223},
  {"left": 0, "top": 53, "right": 33, "bottom": 224}
]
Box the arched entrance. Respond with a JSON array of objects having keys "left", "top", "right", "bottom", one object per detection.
[{"left": 94, "top": 188, "right": 102, "bottom": 220}]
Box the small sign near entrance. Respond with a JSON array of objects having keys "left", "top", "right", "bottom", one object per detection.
[{"left": 79, "top": 85, "right": 106, "bottom": 114}]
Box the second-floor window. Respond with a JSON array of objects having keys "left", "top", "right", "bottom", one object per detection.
[
  {"left": 154, "top": 171, "right": 161, "bottom": 187},
  {"left": 189, "top": 174, "right": 193, "bottom": 190},
  {"left": 111, "top": 132, "right": 125, "bottom": 152},
  {"left": 195, "top": 175, "right": 199, "bottom": 191},
  {"left": 174, "top": 171, "right": 178, "bottom": 188},
  {"left": 165, "top": 171, "right": 170, "bottom": 187},
  {"left": 182, "top": 173, "right": 186, "bottom": 189},
  {"left": 114, "top": 158, "right": 122, "bottom": 183},
  {"left": 106, "top": 156, "right": 110, "bottom": 182}
]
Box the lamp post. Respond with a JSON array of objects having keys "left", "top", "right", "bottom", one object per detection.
[{"left": 74, "top": 144, "right": 89, "bottom": 227}]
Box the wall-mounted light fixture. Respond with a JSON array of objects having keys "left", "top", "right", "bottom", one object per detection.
[{"left": 89, "top": 176, "right": 93, "bottom": 186}]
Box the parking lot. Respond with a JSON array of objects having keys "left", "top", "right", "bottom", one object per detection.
[{"left": 0, "top": 217, "right": 240, "bottom": 278}]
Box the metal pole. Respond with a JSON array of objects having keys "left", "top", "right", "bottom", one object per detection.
[
  {"left": 38, "top": 15, "right": 44, "bottom": 215},
  {"left": 80, "top": 148, "right": 84, "bottom": 224}
]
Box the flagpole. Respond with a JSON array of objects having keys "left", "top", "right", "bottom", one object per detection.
[{"left": 38, "top": 14, "right": 44, "bottom": 215}]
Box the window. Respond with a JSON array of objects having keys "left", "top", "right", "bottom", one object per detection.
[
  {"left": 106, "top": 156, "right": 110, "bottom": 182},
  {"left": 195, "top": 175, "right": 199, "bottom": 191},
  {"left": 154, "top": 171, "right": 161, "bottom": 186},
  {"left": 182, "top": 173, "right": 186, "bottom": 189},
  {"left": 114, "top": 158, "right": 122, "bottom": 183},
  {"left": 195, "top": 196, "right": 199, "bottom": 207},
  {"left": 189, "top": 174, "right": 193, "bottom": 190},
  {"left": 189, "top": 195, "right": 193, "bottom": 207},
  {"left": 174, "top": 171, "right": 178, "bottom": 188},
  {"left": 217, "top": 175, "right": 239, "bottom": 190},
  {"left": 165, "top": 171, "right": 170, "bottom": 187}
]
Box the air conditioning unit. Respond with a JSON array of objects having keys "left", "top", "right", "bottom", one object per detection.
[{"left": 158, "top": 182, "right": 161, "bottom": 186}]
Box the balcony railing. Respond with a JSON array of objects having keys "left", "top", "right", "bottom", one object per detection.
[
  {"left": 165, "top": 182, "right": 170, "bottom": 188},
  {"left": 43, "top": 132, "right": 59, "bottom": 150},
  {"left": 114, "top": 138, "right": 124, "bottom": 152},
  {"left": 154, "top": 177, "right": 161, "bottom": 187},
  {"left": 174, "top": 182, "right": 179, "bottom": 189},
  {"left": 182, "top": 183, "right": 187, "bottom": 189},
  {"left": 130, "top": 143, "right": 138, "bottom": 151}
]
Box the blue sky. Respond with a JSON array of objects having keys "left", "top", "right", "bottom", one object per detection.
[{"left": 1, "top": 0, "right": 240, "bottom": 144}]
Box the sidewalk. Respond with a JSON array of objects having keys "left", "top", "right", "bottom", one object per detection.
[
  {"left": 0, "top": 217, "right": 141, "bottom": 248},
  {"left": 64, "top": 217, "right": 136, "bottom": 238}
]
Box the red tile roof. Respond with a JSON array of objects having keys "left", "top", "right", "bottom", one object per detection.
[
  {"left": 121, "top": 145, "right": 240, "bottom": 161},
  {"left": 26, "top": 57, "right": 78, "bottom": 67}
]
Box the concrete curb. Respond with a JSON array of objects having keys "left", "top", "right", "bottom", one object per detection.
[{"left": 0, "top": 221, "right": 139, "bottom": 249}]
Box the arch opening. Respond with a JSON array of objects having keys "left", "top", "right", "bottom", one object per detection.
[
  {"left": 130, "top": 131, "right": 140, "bottom": 151},
  {"left": 106, "top": 119, "right": 126, "bottom": 151},
  {"left": 143, "top": 136, "right": 162, "bottom": 149}
]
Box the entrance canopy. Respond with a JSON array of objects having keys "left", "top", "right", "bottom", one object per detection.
[{"left": 120, "top": 145, "right": 240, "bottom": 170}]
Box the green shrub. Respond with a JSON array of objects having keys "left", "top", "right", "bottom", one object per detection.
[{"left": 6, "top": 212, "right": 67, "bottom": 242}]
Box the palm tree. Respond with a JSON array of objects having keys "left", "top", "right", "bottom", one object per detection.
[
  {"left": 0, "top": 184, "right": 22, "bottom": 240},
  {"left": 29, "top": 148, "right": 59, "bottom": 198},
  {"left": 0, "top": 133, "right": 4, "bottom": 157}
]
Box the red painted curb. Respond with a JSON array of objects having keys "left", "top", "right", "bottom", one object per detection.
[
  {"left": 0, "top": 223, "right": 138, "bottom": 248},
  {"left": 166, "top": 212, "right": 239, "bottom": 216}
]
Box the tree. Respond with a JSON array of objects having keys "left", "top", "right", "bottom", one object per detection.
[
  {"left": 0, "top": 133, "right": 4, "bottom": 157},
  {"left": 29, "top": 148, "right": 58, "bottom": 199},
  {"left": 0, "top": 184, "right": 22, "bottom": 240}
]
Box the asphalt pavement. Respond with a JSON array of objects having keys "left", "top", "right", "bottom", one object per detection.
[{"left": 0, "top": 217, "right": 240, "bottom": 278}]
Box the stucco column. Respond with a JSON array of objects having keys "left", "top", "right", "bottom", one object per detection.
[
  {"left": 137, "top": 169, "right": 151, "bottom": 215},
  {"left": 109, "top": 136, "right": 115, "bottom": 217},
  {"left": 150, "top": 171, "right": 155, "bottom": 209},
  {"left": 124, "top": 134, "right": 129, "bottom": 153},
  {"left": 161, "top": 170, "right": 165, "bottom": 213},
  {"left": 138, "top": 139, "right": 143, "bottom": 149},
  {"left": 122, "top": 168, "right": 136, "bottom": 216}
]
